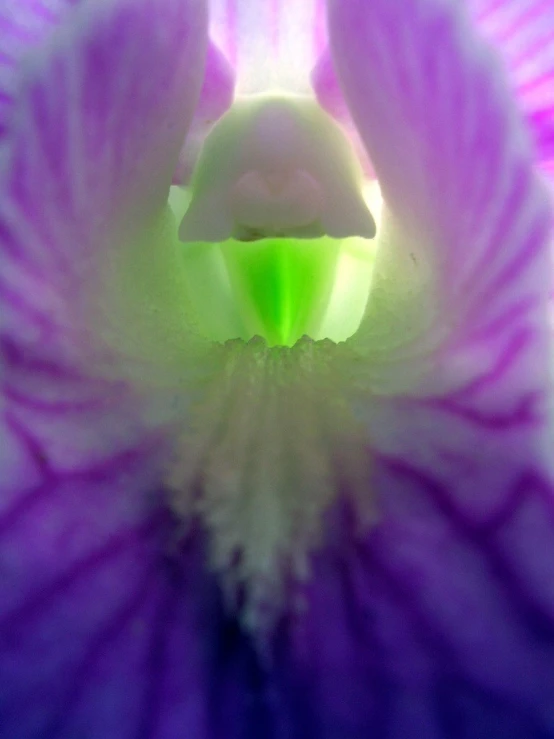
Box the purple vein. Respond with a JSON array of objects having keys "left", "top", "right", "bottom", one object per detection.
[
  {"left": 380, "top": 457, "right": 554, "bottom": 639},
  {"left": 0, "top": 423, "right": 161, "bottom": 536},
  {"left": 40, "top": 565, "right": 157, "bottom": 739},
  {"left": 136, "top": 576, "right": 180, "bottom": 739},
  {"left": 0, "top": 514, "right": 161, "bottom": 635}
]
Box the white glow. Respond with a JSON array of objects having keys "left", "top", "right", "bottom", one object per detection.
[
  {"left": 209, "top": 0, "right": 322, "bottom": 94},
  {"left": 316, "top": 182, "right": 383, "bottom": 342}
]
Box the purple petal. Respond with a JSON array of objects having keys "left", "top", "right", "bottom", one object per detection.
[
  {"left": 271, "top": 484, "right": 554, "bottom": 738},
  {"left": 0, "top": 1, "right": 216, "bottom": 735},
  {"left": 329, "top": 0, "right": 552, "bottom": 358},
  {"left": 0, "top": 0, "right": 207, "bottom": 467},
  {"left": 316, "top": 2, "right": 554, "bottom": 177},
  {"left": 0, "top": 451, "right": 215, "bottom": 738},
  {"left": 470, "top": 0, "right": 554, "bottom": 171},
  {"left": 174, "top": 42, "right": 236, "bottom": 185},
  {"left": 0, "top": 0, "right": 78, "bottom": 132},
  {"left": 301, "top": 0, "right": 554, "bottom": 735},
  {"left": 4, "top": 2, "right": 554, "bottom": 738}
]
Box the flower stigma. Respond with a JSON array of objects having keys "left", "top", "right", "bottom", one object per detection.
[{"left": 175, "top": 95, "right": 380, "bottom": 347}]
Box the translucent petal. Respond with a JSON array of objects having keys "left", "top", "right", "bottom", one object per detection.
[
  {"left": 470, "top": 0, "right": 554, "bottom": 170},
  {"left": 174, "top": 42, "right": 236, "bottom": 185},
  {"left": 208, "top": 0, "right": 327, "bottom": 94},
  {"left": 0, "top": 0, "right": 77, "bottom": 131},
  {"left": 0, "top": 0, "right": 208, "bottom": 469},
  {"left": 327, "top": 0, "right": 552, "bottom": 395},
  {"left": 0, "top": 2, "right": 215, "bottom": 736}
]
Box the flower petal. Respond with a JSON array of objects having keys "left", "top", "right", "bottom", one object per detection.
[
  {"left": 470, "top": 0, "right": 554, "bottom": 170},
  {"left": 174, "top": 41, "right": 236, "bottom": 185},
  {"left": 208, "top": 0, "right": 326, "bottom": 93},
  {"left": 311, "top": 50, "right": 375, "bottom": 178},
  {"left": 0, "top": 0, "right": 208, "bottom": 469},
  {"left": 298, "top": 2, "right": 554, "bottom": 733},
  {"left": 317, "top": 2, "right": 554, "bottom": 177},
  {"left": 328, "top": 0, "right": 552, "bottom": 394},
  {"left": 0, "top": 2, "right": 213, "bottom": 734},
  {"left": 0, "top": 0, "right": 77, "bottom": 132},
  {"left": 273, "top": 485, "right": 554, "bottom": 738},
  {"left": 0, "top": 447, "right": 220, "bottom": 738}
]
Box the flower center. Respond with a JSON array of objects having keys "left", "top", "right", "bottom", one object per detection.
[{"left": 174, "top": 95, "right": 380, "bottom": 347}]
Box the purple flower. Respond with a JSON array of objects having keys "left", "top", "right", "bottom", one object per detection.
[{"left": 1, "top": 0, "right": 554, "bottom": 737}]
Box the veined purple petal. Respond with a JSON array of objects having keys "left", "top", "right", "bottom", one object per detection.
[
  {"left": 329, "top": 0, "right": 552, "bottom": 367},
  {"left": 0, "top": 0, "right": 207, "bottom": 469},
  {"left": 470, "top": 0, "right": 554, "bottom": 172},
  {"left": 208, "top": 0, "right": 327, "bottom": 93},
  {"left": 0, "top": 2, "right": 212, "bottom": 734},
  {"left": 0, "top": 0, "right": 78, "bottom": 132},
  {"left": 295, "top": 0, "right": 554, "bottom": 735},
  {"left": 0, "top": 459, "right": 214, "bottom": 738},
  {"left": 4, "top": 1, "right": 554, "bottom": 738},
  {"left": 327, "top": 0, "right": 553, "bottom": 566},
  {"left": 315, "top": 2, "right": 554, "bottom": 178}
]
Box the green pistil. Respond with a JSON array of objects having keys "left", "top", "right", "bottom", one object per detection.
[{"left": 221, "top": 237, "right": 340, "bottom": 347}]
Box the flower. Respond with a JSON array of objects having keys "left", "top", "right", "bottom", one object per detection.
[{"left": 1, "top": 0, "right": 554, "bottom": 737}]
